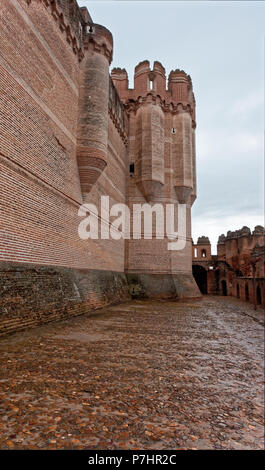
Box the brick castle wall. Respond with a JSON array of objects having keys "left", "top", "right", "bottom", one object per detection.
[
  {"left": 0, "top": 1, "right": 199, "bottom": 335},
  {"left": 0, "top": 0, "right": 130, "bottom": 335},
  {"left": 192, "top": 228, "right": 265, "bottom": 307}
]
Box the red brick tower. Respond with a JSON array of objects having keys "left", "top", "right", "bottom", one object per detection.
[{"left": 112, "top": 61, "right": 200, "bottom": 298}]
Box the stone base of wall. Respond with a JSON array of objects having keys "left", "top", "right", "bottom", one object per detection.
[
  {"left": 126, "top": 272, "right": 201, "bottom": 299},
  {"left": 0, "top": 263, "right": 202, "bottom": 336},
  {"left": 0, "top": 261, "right": 130, "bottom": 336}
]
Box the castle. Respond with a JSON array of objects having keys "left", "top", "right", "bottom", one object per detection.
[
  {"left": 0, "top": 0, "right": 199, "bottom": 336},
  {"left": 192, "top": 226, "right": 265, "bottom": 307}
]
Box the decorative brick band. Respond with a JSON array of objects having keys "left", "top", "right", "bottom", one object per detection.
[
  {"left": 125, "top": 93, "right": 194, "bottom": 120},
  {"left": 22, "top": 0, "right": 85, "bottom": 61}
]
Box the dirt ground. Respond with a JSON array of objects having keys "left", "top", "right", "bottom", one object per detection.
[{"left": 0, "top": 296, "right": 264, "bottom": 450}]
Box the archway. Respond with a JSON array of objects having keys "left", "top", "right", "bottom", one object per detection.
[
  {"left": 245, "top": 283, "right": 249, "bottom": 301},
  {"left": 192, "top": 265, "right": 207, "bottom": 294},
  {"left": 257, "top": 285, "right": 261, "bottom": 305},
  {"left": 236, "top": 284, "right": 240, "bottom": 298},
  {"left": 221, "top": 280, "right": 227, "bottom": 296}
]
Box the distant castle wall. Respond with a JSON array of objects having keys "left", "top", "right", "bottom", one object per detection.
[{"left": 192, "top": 226, "right": 265, "bottom": 307}]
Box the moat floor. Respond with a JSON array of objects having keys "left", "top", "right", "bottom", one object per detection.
[{"left": 0, "top": 296, "right": 264, "bottom": 450}]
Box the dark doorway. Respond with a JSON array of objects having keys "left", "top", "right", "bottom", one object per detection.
[
  {"left": 215, "top": 269, "right": 220, "bottom": 294},
  {"left": 257, "top": 285, "right": 261, "bottom": 305},
  {"left": 192, "top": 265, "right": 207, "bottom": 294},
  {"left": 236, "top": 284, "right": 240, "bottom": 298},
  {"left": 221, "top": 280, "right": 227, "bottom": 296},
  {"left": 245, "top": 283, "right": 249, "bottom": 301}
]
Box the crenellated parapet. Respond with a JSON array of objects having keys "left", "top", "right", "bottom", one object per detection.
[
  {"left": 217, "top": 225, "right": 265, "bottom": 264},
  {"left": 192, "top": 236, "right": 212, "bottom": 261},
  {"left": 197, "top": 236, "right": 211, "bottom": 245},
  {"left": 111, "top": 61, "right": 196, "bottom": 122},
  {"left": 253, "top": 225, "right": 265, "bottom": 236},
  {"left": 23, "top": 2, "right": 113, "bottom": 65},
  {"left": 111, "top": 68, "right": 129, "bottom": 101},
  {"left": 83, "top": 23, "right": 113, "bottom": 64},
  {"left": 168, "top": 70, "right": 192, "bottom": 102},
  {"left": 218, "top": 234, "right": 226, "bottom": 244},
  {"left": 218, "top": 226, "right": 264, "bottom": 243},
  {"left": 109, "top": 78, "right": 128, "bottom": 144},
  {"left": 111, "top": 60, "right": 197, "bottom": 205}
]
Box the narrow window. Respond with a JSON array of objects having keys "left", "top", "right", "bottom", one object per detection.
[
  {"left": 149, "top": 79, "right": 153, "bottom": 91},
  {"left": 129, "top": 163, "right": 135, "bottom": 174},
  {"left": 236, "top": 284, "right": 240, "bottom": 298},
  {"left": 87, "top": 25, "right": 94, "bottom": 34}
]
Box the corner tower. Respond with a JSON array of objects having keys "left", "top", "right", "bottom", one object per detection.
[{"left": 112, "top": 61, "right": 200, "bottom": 298}]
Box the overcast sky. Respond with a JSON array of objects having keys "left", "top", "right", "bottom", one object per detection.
[{"left": 79, "top": 0, "right": 264, "bottom": 253}]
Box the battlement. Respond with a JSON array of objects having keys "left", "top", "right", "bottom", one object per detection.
[
  {"left": 111, "top": 68, "right": 128, "bottom": 80},
  {"left": 109, "top": 78, "right": 128, "bottom": 143},
  {"left": 111, "top": 60, "right": 195, "bottom": 125},
  {"left": 83, "top": 23, "right": 113, "bottom": 64},
  {"left": 168, "top": 69, "right": 192, "bottom": 83},
  {"left": 23, "top": 1, "right": 114, "bottom": 63},
  {"left": 23, "top": 0, "right": 92, "bottom": 61},
  {"left": 168, "top": 69, "right": 192, "bottom": 104},
  {"left": 218, "top": 234, "right": 226, "bottom": 244},
  {"left": 153, "top": 61, "right": 166, "bottom": 76},
  {"left": 111, "top": 68, "right": 129, "bottom": 101},
  {"left": 197, "top": 236, "right": 211, "bottom": 245},
  {"left": 253, "top": 225, "right": 265, "bottom": 235},
  {"left": 215, "top": 225, "right": 265, "bottom": 269},
  {"left": 193, "top": 236, "right": 212, "bottom": 260},
  {"left": 218, "top": 225, "right": 264, "bottom": 243}
]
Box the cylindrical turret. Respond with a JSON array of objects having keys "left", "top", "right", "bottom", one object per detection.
[
  {"left": 135, "top": 96, "right": 165, "bottom": 201},
  {"left": 153, "top": 61, "right": 166, "bottom": 96},
  {"left": 190, "top": 92, "right": 197, "bottom": 205},
  {"left": 190, "top": 126, "right": 197, "bottom": 205},
  {"left": 168, "top": 69, "right": 192, "bottom": 104},
  {"left": 77, "top": 23, "right": 113, "bottom": 198},
  {"left": 172, "top": 109, "right": 193, "bottom": 203},
  {"left": 168, "top": 69, "right": 195, "bottom": 204},
  {"left": 134, "top": 60, "right": 151, "bottom": 96}
]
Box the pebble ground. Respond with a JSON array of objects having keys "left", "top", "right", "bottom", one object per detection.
[{"left": 0, "top": 296, "right": 264, "bottom": 450}]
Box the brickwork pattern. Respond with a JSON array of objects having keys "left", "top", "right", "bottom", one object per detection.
[{"left": 0, "top": 1, "right": 199, "bottom": 334}]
